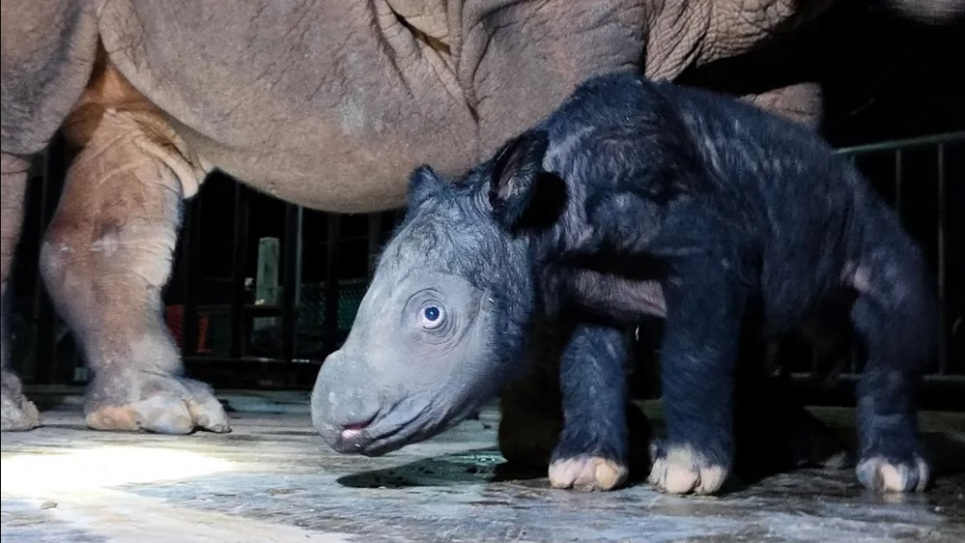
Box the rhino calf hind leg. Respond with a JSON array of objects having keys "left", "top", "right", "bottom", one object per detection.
[
  {"left": 39, "top": 106, "right": 227, "bottom": 434},
  {"left": 1, "top": 153, "right": 41, "bottom": 431}
]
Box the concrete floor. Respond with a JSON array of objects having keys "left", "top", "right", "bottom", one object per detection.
[{"left": 1, "top": 389, "right": 963, "bottom": 543}]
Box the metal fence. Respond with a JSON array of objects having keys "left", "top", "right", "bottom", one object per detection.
[{"left": 9, "top": 130, "right": 963, "bottom": 408}]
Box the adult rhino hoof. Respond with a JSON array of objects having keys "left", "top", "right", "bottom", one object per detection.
[
  {"left": 85, "top": 370, "right": 230, "bottom": 434},
  {"left": 1, "top": 386, "right": 41, "bottom": 432}
]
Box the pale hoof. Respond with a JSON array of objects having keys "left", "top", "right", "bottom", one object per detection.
[
  {"left": 549, "top": 456, "right": 628, "bottom": 491},
  {"left": 85, "top": 372, "right": 230, "bottom": 434},
  {"left": 856, "top": 455, "right": 930, "bottom": 493},
  {"left": 1, "top": 390, "right": 41, "bottom": 432},
  {"left": 648, "top": 445, "right": 728, "bottom": 495}
]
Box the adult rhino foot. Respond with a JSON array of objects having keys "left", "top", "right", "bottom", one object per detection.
[
  {"left": 1, "top": 379, "right": 41, "bottom": 431},
  {"left": 85, "top": 370, "right": 230, "bottom": 434}
]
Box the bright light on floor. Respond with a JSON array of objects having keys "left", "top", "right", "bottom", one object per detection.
[{"left": 0, "top": 446, "right": 235, "bottom": 495}]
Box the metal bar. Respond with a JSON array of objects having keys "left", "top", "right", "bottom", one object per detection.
[
  {"left": 281, "top": 204, "right": 303, "bottom": 363},
  {"left": 324, "top": 214, "right": 341, "bottom": 355},
  {"left": 835, "top": 131, "right": 965, "bottom": 156},
  {"left": 180, "top": 195, "right": 202, "bottom": 359},
  {"left": 230, "top": 182, "right": 250, "bottom": 359},
  {"left": 936, "top": 143, "right": 947, "bottom": 375}
]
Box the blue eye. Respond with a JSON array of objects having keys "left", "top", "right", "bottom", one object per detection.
[{"left": 419, "top": 305, "right": 445, "bottom": 329}]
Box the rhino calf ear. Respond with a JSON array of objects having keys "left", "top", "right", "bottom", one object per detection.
[
  {"left": 407, "top": 165, "right": 445, "bottom": 209},
  {"left": 488, "top": 130, "right": 550, "bottom": 230}
]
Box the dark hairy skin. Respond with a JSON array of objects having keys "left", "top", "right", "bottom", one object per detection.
[{"left": 311, "top": 70, "right": 938, "bottom": 496}]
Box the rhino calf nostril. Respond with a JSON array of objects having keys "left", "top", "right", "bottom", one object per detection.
[
  {"left": 343, "top": 422, "right": 369, "bottom": 431},
  {"left": 340, "top": 415, "right": 375, "bottom": 438},
  {"left": 341, "top": 428, "right": 363, "bottom": 441}
]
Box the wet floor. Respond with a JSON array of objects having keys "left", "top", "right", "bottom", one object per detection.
[{"left": 2, "top": 389, "right": 963, "bottom": 543}]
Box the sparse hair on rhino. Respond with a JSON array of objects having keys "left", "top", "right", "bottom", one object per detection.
[{"left": 311, "top": 70, "right": 938, "bottom": 497}]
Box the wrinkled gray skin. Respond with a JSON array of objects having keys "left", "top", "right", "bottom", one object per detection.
[{"left": 2, "top": 1, "right": 963, "bottom": 436}]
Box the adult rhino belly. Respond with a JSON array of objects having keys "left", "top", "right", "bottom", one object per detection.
[{"left": 97, "top": 0, "right": 479, "bottom": 213}]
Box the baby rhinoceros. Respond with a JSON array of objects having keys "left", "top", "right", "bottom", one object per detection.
[{"left": 311, "top": 71, "right": 938, "bottom": 496}]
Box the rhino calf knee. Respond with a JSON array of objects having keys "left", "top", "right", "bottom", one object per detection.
[{"left": 311, "top": 70, "right": 937, "bottom": 495}]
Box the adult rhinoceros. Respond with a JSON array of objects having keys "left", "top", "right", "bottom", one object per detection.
[{"left": 1, "top": 0, "right": 961, "bottom": 434}]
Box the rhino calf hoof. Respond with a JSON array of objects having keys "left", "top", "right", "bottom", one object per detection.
[
  {"left": 648, "top": 445, "right": 729, "bottom": 495},
  {"left": 856, "top": 455, "right": 930, "bottom": 493},
  {"left": 549, "top": 456, "right": 628, "bottom": 491}
]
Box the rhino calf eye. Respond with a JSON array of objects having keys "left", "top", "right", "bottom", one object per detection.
[{"left": 420, "top": 306, "right": 445, "bottom": 329}]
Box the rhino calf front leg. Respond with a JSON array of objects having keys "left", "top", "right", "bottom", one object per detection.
[
  {"left": 39, "top": 106, "right": 227, "bottom": 434},
  {"left": 1, "top": 153, "right": 41, "bottom": 431},
  {"left": 548, "top": 323, "right": 630, "bottom": 491},
  {"left": 648, "top": 259, "right": 744, "bottom": 495}
]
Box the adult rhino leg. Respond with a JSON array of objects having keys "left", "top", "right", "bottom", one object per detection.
[
  {"left": 1, "top": 153, "right": 41, "bottom": 431},
  {"left": 39, "top": 103, "right": 227, "bottom": 434}
]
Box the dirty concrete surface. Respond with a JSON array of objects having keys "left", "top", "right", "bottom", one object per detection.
[{"left": 2, "top": 389, "right": 963, "bottom": 543}]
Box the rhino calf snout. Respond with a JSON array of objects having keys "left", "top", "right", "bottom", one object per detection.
[
  {"left": 309, "top": 252, "right": 505, "bottom": 456},
  {"left": 311, "top": 351, "right": 382, "bottom": 453}
]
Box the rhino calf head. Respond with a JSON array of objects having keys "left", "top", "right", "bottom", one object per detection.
[{"left": 311, "top": 132, "right": 558, "bottom": 455}]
